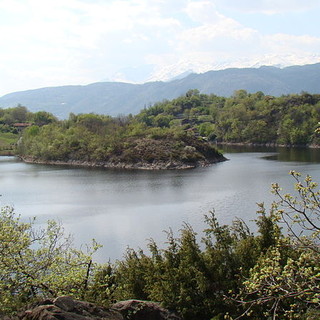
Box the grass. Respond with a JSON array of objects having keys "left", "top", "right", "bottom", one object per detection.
[{"left": 0, "top": 132, "right": 18, "bottom": 155}]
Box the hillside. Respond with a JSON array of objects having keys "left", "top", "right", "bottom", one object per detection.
[{"left": 0, "top": 63, "right": 320, "bottom": 118}]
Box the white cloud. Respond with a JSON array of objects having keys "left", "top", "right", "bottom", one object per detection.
[
  {"left": 144, "top": 0, "right": 320, "bottom": 81},
  {"left": 0, "top": 0, "right": 320, "bottom": 95},
  {"left": 263, "top": 34, "right": 320, "bottom": 54},
  {"left": 215, "top": 0, "right": 320, "bottom": 14},
  {"left": 177, "top": 19, "right": 257, "bottom": 45},
  {"left": 145, "top": 0, "right": 261, "bottom": 78},
  {"left": 185, "top": 1, "right": 222, "bottom": 23},
  {"left": 0, "top": 0, "right": 184, "bottom": 94},
  {"left": 176, "top": 0, "right": 258, "bottom": 55}
]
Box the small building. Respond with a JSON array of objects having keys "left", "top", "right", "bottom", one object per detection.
[{"left": 13, "top": 123, "right": 32, "bottom": 132}]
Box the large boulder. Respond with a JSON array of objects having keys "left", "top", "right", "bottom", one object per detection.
[
  {"left": 111, "top": 300, "right": 181, "bottom": 320},
  {"left": 19, "top": 296, "right": 123, "bottom": 320},
  {"left": 15, "top": 297, "right": 181, "bottom": 320}
]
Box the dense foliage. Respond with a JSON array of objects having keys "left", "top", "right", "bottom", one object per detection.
[
  {"left": 1, "top": 90, "right": 320, "bottom": 161},
  {"left": 16, "top": 112, "right": 224, "bottom": 168},
  {"left": 0, "top": 207, "right": 100, "bottom": 315},
  {"left": 1, "top": 172, "right": 319, "bottom": 319},
  {"left": 137, "top": 90, "right": 320, "bottom": 146},
  {"left": 0, "top": 105, "right": 57, "bottom": 154}
]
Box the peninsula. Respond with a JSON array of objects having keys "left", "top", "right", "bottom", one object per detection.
[
  {"left": 18, "top": 131, "right": 226, "bottom": 170},
  {"left": 15, "top": 101, "right": 226, "bottom": 170}
]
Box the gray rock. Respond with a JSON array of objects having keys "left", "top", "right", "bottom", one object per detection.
[
  {"left": 111, "top": 300, "right": 181, "bottom": 320},
  {"left": 19, "top": 296, "right": 123, "bottom": 320}
]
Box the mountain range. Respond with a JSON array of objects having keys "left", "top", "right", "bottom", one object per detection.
[{"left": 0, "top": 63, "right": 320, "bottom": 119}]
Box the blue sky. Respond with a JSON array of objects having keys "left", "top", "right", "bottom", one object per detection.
[{"left": 0, "top": 0, "right": 319, "bottom": 96}]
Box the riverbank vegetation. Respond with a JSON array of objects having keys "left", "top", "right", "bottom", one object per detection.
[
  {"left": 1, "top": 90, "right": 320, "bottom": 166},
  {"left": 0, "top": 171, "right": 319, "bottom": 319}
]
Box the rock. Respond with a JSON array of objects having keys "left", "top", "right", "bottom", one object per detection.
[
  {"left": 111, "top": 300, "right": 181, "bottom": 320},
  {"left": 18, "top": 296, "right": 123, "bottom": 320},
  {"left": 16, "top": 297, "right": 180, "bottom": 320}
]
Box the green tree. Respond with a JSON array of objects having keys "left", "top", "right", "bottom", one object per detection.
[
  {"left": 0, "top": 206, "right": 100, "bottom": 315},
  {"left": 31, "top": 111, "right": 57, "bottom": 126},
  {"left": 235, "top": 172, "right": 320, "bottom": 319},
  {"left": 271, "top": 171, "right": 320, "bottom": 252},
  {"left": 10, "top": 105, "right": 28, "bottom": 123}
]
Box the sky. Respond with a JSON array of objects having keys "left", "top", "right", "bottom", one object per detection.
[{"left": 0, "top": 0, "right": 320, "bottom": 96}]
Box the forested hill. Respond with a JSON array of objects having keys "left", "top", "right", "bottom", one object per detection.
[
  {"left": 11, "top": 90, "right": 320, "bottom": 169},
  {"left": 1, "top": 63, "right": 320, "bottom": 118}
]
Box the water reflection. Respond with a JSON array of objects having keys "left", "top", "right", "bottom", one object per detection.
[
  {"left": 219, "top": 144, "right": 320, "bottom": 163},
  {"left": 218, "top": 144, "right": 278, "bottom": 153},
  {"left": 264, "top": 147, "right": 320, "bottom": 163}
]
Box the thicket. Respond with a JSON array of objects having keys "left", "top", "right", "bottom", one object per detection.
[{"left": 1, "top": 171, "right": 319, "bottom": 319}]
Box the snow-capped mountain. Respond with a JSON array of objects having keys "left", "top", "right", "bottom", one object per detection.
[{"left": 147, "top": 54, "right": 320, "bottom": 82}]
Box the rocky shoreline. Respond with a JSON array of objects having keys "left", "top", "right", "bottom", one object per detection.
[{"left": 19, "top": 155, "right": 227, "bottom": 170}]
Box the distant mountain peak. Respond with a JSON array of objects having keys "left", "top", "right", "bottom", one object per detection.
[
  {"left": 167, "top": 70, "right": 194, "bottom": 82},
  {"left": 146, "top": 54, "right": 320, "bottom": 83}
]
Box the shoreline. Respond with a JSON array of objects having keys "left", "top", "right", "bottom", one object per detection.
[
  {"left": 15, "top": 140, "right": 319, "bottom": 170},
  {"left": 19, "top": 156, "right": 227, "bottom": 170},
  {"left": 216, "top": 142, "right": 320, "bottom": 148}
]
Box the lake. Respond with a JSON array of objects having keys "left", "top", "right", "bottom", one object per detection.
[{"left": 1, "top": 146, "right": 319, "bottom": 262}]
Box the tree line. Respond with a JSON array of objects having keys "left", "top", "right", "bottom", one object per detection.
[{"left": 1, "top": 90, "right": 320, "bottom": 160}]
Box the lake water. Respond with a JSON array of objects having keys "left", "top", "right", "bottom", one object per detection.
[{"left": 1, "top": 146, "right": 319, "bottom": 262}]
